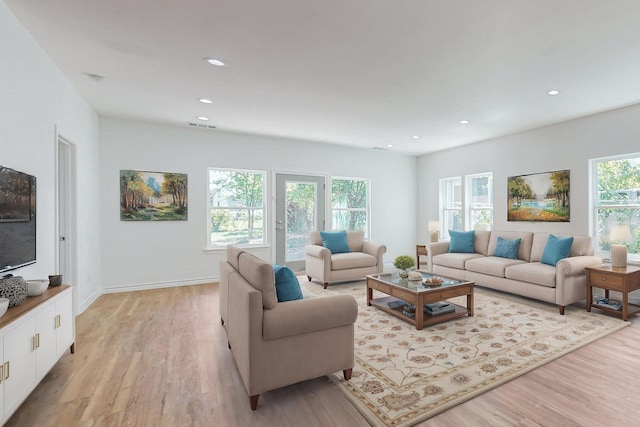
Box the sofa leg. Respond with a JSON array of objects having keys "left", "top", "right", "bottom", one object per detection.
[
  {"left": 228, "top": 341, "right": 231, "bottom": 350},
  {"left": 221, "top": 317, "right": 225, "bottom": 326},
  {"left": 307, "top": 275, "right": 311, "bottom": 281},
  {"left": 343, "top": 368, "right": 352, "bottom": 380},
  {"left": 323, "top": 283, "right": 328, "bottom": 289},
  {"left": 558, "top": 305, "right": 565, "bottom": 315},
  {"left": 250, "top": 394, "right": 260, "bottom": 410}
]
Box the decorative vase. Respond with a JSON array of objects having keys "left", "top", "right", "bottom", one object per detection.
[
  {"left": 398, "top": 269, "right": 409, "bottom": 278},
  {"left": 0, "top": 276, "right": 28, "bottom": 307}
]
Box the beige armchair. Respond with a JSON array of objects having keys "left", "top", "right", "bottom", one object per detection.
[
  {"left": 220, "top": 245, "right": 358, "bottom": 410},
  {"left": 305, "top": 230, "right": 387, "bottom": 288}
]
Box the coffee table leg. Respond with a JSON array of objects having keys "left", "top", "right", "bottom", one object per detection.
[
  {"left": 415, "top": 295, "right": 424, "bottom": 330},
  {"left": 367, "top": 285, "right": 372, "bottom": 306},
  {"left": 467, "top": 287, "right": 474, "bottom": 316}
]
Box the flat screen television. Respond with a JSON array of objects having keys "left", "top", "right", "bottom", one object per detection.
[{"left": 0, "top": 164, "right": 36, "bottom": 274}]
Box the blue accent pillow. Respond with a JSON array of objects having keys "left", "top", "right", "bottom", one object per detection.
[
  {"left": 541, "top": 234, "right": 574, "bottom": 266},
  {"left": 320, "top": 230, "right": 351, "bottom": 254},
  {"left": 494, "top": 236, "right": 522, "bottom": 260},
  {"left": 272, "top": 265, "right": 303, "bottom": 302},
  {"left": 448, "top": 230, "right": 475, "bottom": 253}
]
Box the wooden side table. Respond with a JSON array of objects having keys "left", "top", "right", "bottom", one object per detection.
[
  {"left": 416, "top": 244, "right": 428, "bottom": 269},
  {"left": 586, "top": 264, "right": 640, "bottom": 321}
]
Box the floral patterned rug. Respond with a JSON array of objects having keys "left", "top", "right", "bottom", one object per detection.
[{"left": 299, "top": 279, "right": 629, "bottom": 427}]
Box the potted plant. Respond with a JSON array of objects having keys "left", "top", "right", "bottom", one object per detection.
[{"left": 393, "top": 255, "right": 416, "bottom": 278}]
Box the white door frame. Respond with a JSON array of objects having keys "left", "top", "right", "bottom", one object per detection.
[{"left": 55, "top": 130, "right": 78, "bottom": 313}]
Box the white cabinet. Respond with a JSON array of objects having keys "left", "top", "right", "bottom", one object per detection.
[{"left": 0, "top": 285, "right": 75, "bottom": 425}]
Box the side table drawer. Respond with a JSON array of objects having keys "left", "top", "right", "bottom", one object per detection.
[
  {"left": 589, "top": 272, "right": 624, "bottom": 288},
  {"left": 391, "top": 288, "right": 416, "bottom": 304}
]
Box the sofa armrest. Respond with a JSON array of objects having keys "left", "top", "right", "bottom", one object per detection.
[
  {"left": 556, "top": 256, "right": 603, "bottom": 277},
  {"left": 425, "top": 241, "right": 450, "bottom": 272},
  {"left": 362, "top": 241, "right": 387, "bottom": 265},
  {"left": 263, "top": 294, "right": 357, "bottom": 340},
  {"left": 305, "top": 244, "right": 331, "bottom": 260}
]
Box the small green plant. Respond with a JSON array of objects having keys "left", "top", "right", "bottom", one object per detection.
[{"left": 393, "top": 255, "right": 415, "bottom": 271}]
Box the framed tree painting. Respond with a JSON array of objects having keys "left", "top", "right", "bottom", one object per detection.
[
  {"left": 120, "top": 170, "right": 188, "bottom": 221},
  {"left": 507, "top": 169, "right": 570, "bottom": 222}
]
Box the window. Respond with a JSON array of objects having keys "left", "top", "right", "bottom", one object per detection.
[
  {"left": 439, "top": 173, "right": 493, "bottom": 238},
  {"left": 466, "top": 172, "right": 493, "bottom": 230},
  {"left": 440, "top": 176, "right": 462, "bottom": 238},
  {"left": 330, "top": 177, "right": 369, "bottom": 236},
  {"left": 591, "top": 154, "right": 640, "bottom": 262},
  {"left": 208, "top": 168, "right": 266, "bottom": 247}
]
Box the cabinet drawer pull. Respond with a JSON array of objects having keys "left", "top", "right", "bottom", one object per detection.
[
  {"left": 56, "top": 314, "right": 61, "bottom": 328},
  {"left": 0, "top": 364, "right": 3, "bottom": 384},
  {"left": 4, "top": 361, "right": 9, "bottom": 380}
]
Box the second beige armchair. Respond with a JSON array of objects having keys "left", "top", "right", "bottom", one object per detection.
[{"left": 305, "top": 230, "right": 387, "bottom": 288}]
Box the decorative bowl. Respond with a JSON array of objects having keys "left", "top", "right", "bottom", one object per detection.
[
  {"left": 49, "top": 274, "right": 63, "bottom": 287},
  {"left": 0, "top": 298, "right": 9, "bottom": 318},
  {"left": 26, "top": 279, "right": 50, "bottom": 296},
  {"left": 0, "top": 276, "right": 28, "bottom": 306},
  {"left": 423, "top": 276, "right": 444, "bottom": 286}
]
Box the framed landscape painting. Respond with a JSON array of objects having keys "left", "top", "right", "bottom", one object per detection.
[
  {"left": 120, "top": 170, "right": 188, "bottom": 221},
  {"left": 507, "top": 169, "right": 570, "bottom": 222}
]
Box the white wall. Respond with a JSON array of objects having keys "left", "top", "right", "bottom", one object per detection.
[
  {"left": 0, "top": 2, "right": 101, "bottom": 312},
  {"left": 99, "top": 118, "right": 417, "bottom": 291},
  {"left": 417, "top": 104, "right": 640, "bottom": 239}
]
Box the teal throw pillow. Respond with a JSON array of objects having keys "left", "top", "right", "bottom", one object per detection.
[
  {"left": 320, "top": 230, "right": 351, "bottom": 254},
  {"left": 541, "top": 234, "right": 574, "bottom": 266},
  {"left": 448, "top": 230, "right": 475, "bottom": 253},
  {"left": 272, "top": 265, "right": 303, "bottom": 302},
  {"left": 494, "top": 236, "right": 522, "bottom": 260}
]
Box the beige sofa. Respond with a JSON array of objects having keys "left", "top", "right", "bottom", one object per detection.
[
  {"left": 219, "top": 245, "right": 358, "bottom": 410},
  {"left": 427, "top": 231, "right": 601, "bottom": 314},
  {"left": 305, "top": 230, "right": 386, "bottom": 288}
]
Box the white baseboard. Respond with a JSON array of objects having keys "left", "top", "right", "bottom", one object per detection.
[{"left": 101, "top": 277, "right": 219, "bottom": 294}]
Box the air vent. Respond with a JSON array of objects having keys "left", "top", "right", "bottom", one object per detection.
[{"left": 187, "top": 122, "right": 217, "bottom": 129}]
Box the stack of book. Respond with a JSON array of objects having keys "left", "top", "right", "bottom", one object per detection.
[
  {"left": 595, "top": 298, "right": 622, "bottom": 311},
  {"left": 424, "top": 301, "right": 455, "bottom": 316}
]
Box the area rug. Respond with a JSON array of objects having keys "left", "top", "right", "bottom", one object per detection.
[{"left": 299, "top": 278, "right": 629, "bottom": 427}]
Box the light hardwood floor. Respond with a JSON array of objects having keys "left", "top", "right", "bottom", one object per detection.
[{"left": 6, "top": 283, "right": 640, "bottom": 426}]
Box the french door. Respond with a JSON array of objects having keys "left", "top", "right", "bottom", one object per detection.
[{"left": 275, "top": 174, "right": 326, "bottom": 271}]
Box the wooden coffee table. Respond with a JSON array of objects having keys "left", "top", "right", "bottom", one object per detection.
[{"left": 367, "top": 271, "right": 474, "bottom": 330}]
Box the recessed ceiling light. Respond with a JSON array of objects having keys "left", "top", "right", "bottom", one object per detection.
[
  {"left": 387, "top": 144, "right": 394, "bottom": 148},
  {"left": 460, "top": 120, "right": 469, "bottom": 124},
  {"left": 547, "top": 89, "right": 560, "bottom": 95},
  {"left": 412, "top": 135, "right": 420, "bottom": 139},
  {"left": 199, "top": 98, "right": 213, "bottom": 104},
  {"left": 204, "top": 57, "right": 225, "bottom": 67},
  {"left": 197, "top": 116, "right": 209, "bottom": 121}
]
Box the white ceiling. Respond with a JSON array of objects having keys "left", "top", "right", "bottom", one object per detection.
[{"left": 6, "top": 0, "right": 640, "bottom": 155}]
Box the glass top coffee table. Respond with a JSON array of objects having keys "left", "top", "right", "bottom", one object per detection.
[{"left": 366, "top": 271, "right": 474, "bottom": 330}]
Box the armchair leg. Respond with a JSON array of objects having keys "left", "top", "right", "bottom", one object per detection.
[
  {"left": 250, "top": 394, "right": 260, "bottom": 410},
  {"left": 307, "top": 275, "right": 311, "bottom": 281},
  {"left": 343, "top": 368, "right": 352, "bottom": 380},
  {"left": 323, "top": 282, "right": 328, "bottom": 289},
  {"left": 558, "top": 305, "right": 565, "bottom": 315}
]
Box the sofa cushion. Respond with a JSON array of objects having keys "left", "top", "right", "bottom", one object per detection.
[
  {"left": 505, "top": 262, "right": 557, "bottom": 287},
  {"left": 238, "top": 252, "right": 277, "bottom": 309},
  {"left": 531, "top": 233, "right": 593, "bottom": 261},
  {"left": 541, "top": 234, "right": 574, "bottom": 266},
  {"left": 320, "top": 230, "right": 351, "bottom": 254},
  {"left": 494, "top": 236, "right": 522, "bottom": 260},
  {"left": 331, "top": 252, "right": 377, "bottom": 270},
  {"left": 432, "top": 252, "right": 485, "bottom": 270},
  {"left": 474, "top": 230, "right": 492, "bottom": 256},
  {"left": 465, "top": 256, "right": 526, "bottom": 278},
  {"left": 449, "top": 230, "right": 475, "bottom": 253},
  {"left": 273, "top": 265, "right": 303, "bottom": 302},
  {"left": 488, "top": 231, "right": 533, "bottom": 261}
]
